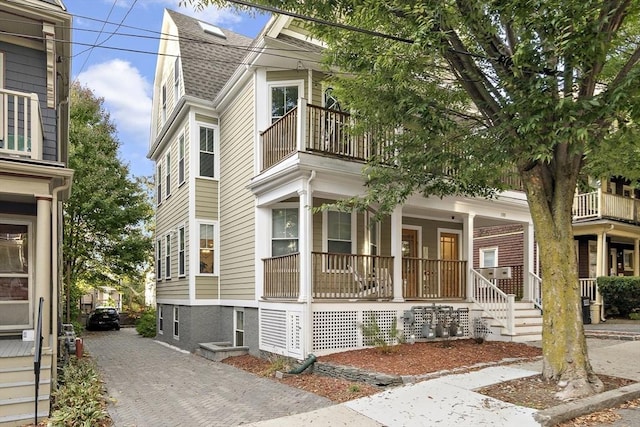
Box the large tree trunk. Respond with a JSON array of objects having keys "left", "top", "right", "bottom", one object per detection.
[{"left": 522, "top": 160, "right": 603, "bottom": 400}]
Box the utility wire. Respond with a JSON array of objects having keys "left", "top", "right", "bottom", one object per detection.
[{"left": 75, "top": 0, "right": 118, "bottom": 76}]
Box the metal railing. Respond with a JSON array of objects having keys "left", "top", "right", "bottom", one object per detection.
[
  {"left": 471, "top": 269, "right": 515, "bottom": 335},
  {"left": 33, "top": 296, "right": 44, "bottom": 425},
  {"left": 0, "top": 88, "right": 43, "bottom": 159}
]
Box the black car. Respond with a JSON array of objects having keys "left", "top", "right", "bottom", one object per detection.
[{"left": 86, "top": 307, "right": 120, "bottom": 331}]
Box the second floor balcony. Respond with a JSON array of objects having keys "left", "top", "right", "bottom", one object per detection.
[
  {"left": 573, "top": 190, "right": 640, "bottom": 224},
  {"left": 0, "top": 88, "right": 43, "bottom": 161}
]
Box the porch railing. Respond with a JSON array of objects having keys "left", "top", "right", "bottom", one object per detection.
[
  {"left": 579, "top": 277, "right": 599, "bottom": 302},
  {"left": 529, "top": 272, "right": 543, "bottom": 311},
  {"left": 261, "top": 108, "right": 298, "bottom": 170},
  {"left": 402, "top": 258, "right": 467, "bottom": 299},
  {"left": 471, "top": 269, "right": 515, "bottom": 335},
  {"left": 312, "top": 252, "right": 393, "bottom": 300},
  {"left": 263, "top": 253, "right": 299, "bottom": 299},
  {"left": 573, "top": 191, "right": 640, "bottom": 223},
  {"left": 0, "top": 88, "right": 43, "bottom": 160}
]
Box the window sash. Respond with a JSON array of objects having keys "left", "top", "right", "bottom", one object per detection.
[
  {"left": 173, "top": 306, "right": 179, "bottom": 338},
  {"left": 156, "top": 239, "right": 162, "bottom": 281},
  {"left": 178, "top": 134, "right": 185, "bottom": 185},
  {"left": 327, "top": 211, "right": 352, "bottom": 254},
  {"left": 158, "top": 306, "right": 163, "bottom": 333},
  {"left": 480, "top": 248, "right": 498, "bottom": 268},
  {"left": 178, "top": 227, "right": 185, "bottom": 276},
  {"left": 199, "top": 223, "right": 215, "bottom": 274},
  {"left": 199, "top": 127, "right": 215, "bottom": 178},
  {"left": 271, "top": 85, "right": 299, "bottom": 123},
  {"left": 156, "top": 164, "right": 162, "bottom": 205},
  {"left": 271, "top": 208, "right": 298, "bottom": 256},
  {"left": 165, "top": 234, "right": 171, "bottom": 279},
  {"left": 165, "top": 153, "right": 171, "bottom": 198}
]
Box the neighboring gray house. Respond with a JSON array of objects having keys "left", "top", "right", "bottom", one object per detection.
[
  {"left": 149, "top": 10, "right": 542, "bottom": 359},
  {"left": 0, "top": 0, "right": 72, "bottom": 424}
]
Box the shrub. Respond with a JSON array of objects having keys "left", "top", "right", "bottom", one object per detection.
[
  {"left": 360, "top": 314, "right": 404, "bottom": 353},
  {"left": 597, "top": 277, "right": 640, "bottom": 317},
  {"left": 136, "top": 307, "right": 157, "bottom": 337},
  {"left": 50, "top": 357, "right": 110, "bottom": 426}
]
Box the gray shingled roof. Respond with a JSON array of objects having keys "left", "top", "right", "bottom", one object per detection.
[{"left": 167, "top": 9, "right": 254, "bottom": 100}]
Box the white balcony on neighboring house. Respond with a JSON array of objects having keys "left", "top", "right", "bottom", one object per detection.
[
  {"left": 573, "top": 190, "right": 640, "bottom": 223},
  {"left": 0, "top": 88, "right": 43, "bottom": 160}
]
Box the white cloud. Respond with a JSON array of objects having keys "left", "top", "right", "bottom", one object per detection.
[{"left": 77, "top": 59, "right": 152, "bottom": 145}]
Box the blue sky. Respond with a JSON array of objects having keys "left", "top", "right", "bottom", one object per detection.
[{"left": 64, "top": 0, "right": 270, "bottom": 177}]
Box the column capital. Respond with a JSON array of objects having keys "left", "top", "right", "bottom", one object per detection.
[{"left": 35, "top": 194, "right": 53, "bottom": 202}]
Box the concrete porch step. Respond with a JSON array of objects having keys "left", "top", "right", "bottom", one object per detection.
[
  {"left": 195, "top": 342, "right": 249, "bottom": 362},
  {"left": 0, "top": 380, "right": 50, "bottom": 400}
]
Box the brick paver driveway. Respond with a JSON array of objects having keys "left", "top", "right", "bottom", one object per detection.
[{"left": 84, "top": 328, "right": 331, "bottom": 426}]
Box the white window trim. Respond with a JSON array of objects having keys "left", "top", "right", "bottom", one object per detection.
[
  {"left": 0, "top": 218, "right": 34, "bottom": 330},
  {"left": 161, "top": 84, "right": 167, "bottom": 123},
  {"left": 173, "top": 306, "right": 179, "bottom": 340},
  {"left": 174, "top": 57, "right": 180, "bottom": 102},
  {"left": 165, "top": 151, "right": 171, "bottom": 199},
  {"left": 178, "top": 225, "right": 186, "bottom": 278},
  {"left": 234, "top": 307, "right": 244, "bottom": 347},
  {"left": 196, "top": 124, "right": 219, "bottom": 180},
  {"left": 156, "top": 238, "right": 163, "bottom": 282},
  {"left": 158, "top": 306, "right": 164, "bottom": 335},
  {"left": 479, "top": 247, "right": 499, "bottom": 268},
  {"left": 165, "top": 233, "right": 172, "bottom": 280},
  {"left": 196, "top": 220, "right": 219, "bottom": 276},
  {"left": 156, "top": 162, "right": 163, "bottom": 206},
  {"left": 267, "top": 80, "right": 304, "bottom": 125},
  {"left": 178, "top": 132, "right": 185, "bottom": 187}
]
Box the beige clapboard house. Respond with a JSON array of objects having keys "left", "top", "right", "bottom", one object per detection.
[
  {"left": 149, "top": 10, "right": 543, "bottom": 360},
  {"left": 0, "top": 0, "right": 72, "bottom": 425}
]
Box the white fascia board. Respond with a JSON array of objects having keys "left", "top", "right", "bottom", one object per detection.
[{"left": 212, "top": 41, "right": 264, "bottom": 111}]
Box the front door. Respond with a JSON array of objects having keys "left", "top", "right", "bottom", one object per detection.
[
  {"left": 440, "top": 232, "right": 461, "bottom": 298},
  {"left": 402, "top": 228, "right": 419, "bottom": 298}
]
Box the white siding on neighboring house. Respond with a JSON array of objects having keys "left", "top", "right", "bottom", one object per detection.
[{"left": 219, "top": 81, "right": 255, "bottom": 300}]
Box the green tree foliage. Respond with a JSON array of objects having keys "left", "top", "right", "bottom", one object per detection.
[
  {"left": 187, "top": 0, "right": 640, "bottom": 398},
  {"left": 135, "top": 307, "right": 157, "bottom": 338},
  {"left": 64, "top": 83, "right": 153, "bottom": 320}
]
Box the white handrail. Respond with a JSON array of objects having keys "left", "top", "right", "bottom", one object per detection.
[
  {"left": 0, "top": 88, "right": 43, "bottom": 159},
  {"left": 579, "top": 277, "right": 598, "bottom": 302},
  {"left": 471, "top": 269, "right": 515, "bottom": 335},
  {"left": 529, "top": 272, "right": 543, "bottom": 311}
]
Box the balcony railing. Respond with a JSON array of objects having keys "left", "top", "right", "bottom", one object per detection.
[
  {"left": 573, "top": 191, "right": 640, "bottom": 223},
  {"left": 0, "top": 89, "right": 43, "bottom": 160}
]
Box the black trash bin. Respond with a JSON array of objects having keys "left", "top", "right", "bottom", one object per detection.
[{"left": 581, "top": 297, "right": 591, "bottom": 324}]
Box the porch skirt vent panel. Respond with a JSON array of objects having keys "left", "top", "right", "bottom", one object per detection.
[
  {"left": 313, "top": 311, "right": 358, "bottom": 351},
  {"left": 261, "top": 309, "right": 287, "bottom": 349}
]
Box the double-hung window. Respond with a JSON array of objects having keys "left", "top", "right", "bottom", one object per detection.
[
  {"left": 199, "top": 223, "right": 216, "bottom": 274},
  {"left": 156, "top": 238, "right": 162, "bottom": 281},
  {"left": 158, "top": 306, "right": 164, "bottom": 334},
  {"left": 161, "top": 84, "right": 167, "bottom": 122},
  {"left": 199, "top": 126, "right": 215, "bottom": 178},
  {"left": 270, "top": 84, "right": 300, "bottom": 123},
  {"left": 178, "top": 226, "right": 185, "bottom": 277},
  {"left": 271, "top": 208, "right": 298, "bottom": 256},
  {"left": 327, "top": 211, "right": 353, "bottom": 254},
  {"left": 165, "top": 234, "right": 171, "bottom": 279},
  {"left": 156, "top": 163, "right": 162, "bottom": 205},
  {"left": 174, "top": 57, "right": 180, "bottom": 101},
  {"left": 480, "top": 247, "right": 498, "bottom": 268},
  {"left": 178, "top": 133, "right": 185, "bottom": 185},
  {"left": 0, "top": 222, "right": 31, "bottom": 329},
  {"left": 173, "top": 306, "right": 179, "bottom": 339},
  {"left": 234, "top": 309, "right": 244, "bottom": 346},
  {"left": 165, "top": 152, "right": 171, "bottom": 199}
]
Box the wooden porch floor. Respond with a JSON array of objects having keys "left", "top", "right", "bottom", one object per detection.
[{"left": 0, "top": 338, "right": 34, "bottom": 358}]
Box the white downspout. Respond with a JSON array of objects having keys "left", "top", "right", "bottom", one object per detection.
[{"left": 51, "top": 176, "right": 72, "bottom": 380}]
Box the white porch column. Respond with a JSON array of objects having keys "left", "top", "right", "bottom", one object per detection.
[
  {"left": 391, "top": 206, "right": 404, "bottom": 302},
  {"left": 35, "top": 195, "right": 52, "bottom": 348},
  {"left": 463, "top": 214, "right": 475, "bottom": 302},
  {"left": 296, "top": 98, "right": 307, "bottom": 153},
  {"left": 634, "top": 239, "right": 639, "bottom": 276},
  {"left": 596, "top": 231, "right": 606, "bottom": 277},
  {"left": 297, "top": 188, "right": 312, "bottom": 303},
  {"left": 523, "top": 222, "right": 534, "bottom": 301}
]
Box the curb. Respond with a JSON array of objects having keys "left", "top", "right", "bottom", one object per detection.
[{"left": 535, "top": 382, "right": 640, "bottom": 426}]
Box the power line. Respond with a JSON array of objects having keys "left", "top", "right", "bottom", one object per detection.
[{"left": 75, "top": 0, "right": 118, "bottom": 76}]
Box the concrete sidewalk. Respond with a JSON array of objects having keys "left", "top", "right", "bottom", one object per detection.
[{"left": 245, "top": 336, "right": 640, "bottom": 427}]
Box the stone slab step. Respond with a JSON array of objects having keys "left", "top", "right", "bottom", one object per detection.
[{"left": 196, "top": 342, "right": 249, "bottom": 362}]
